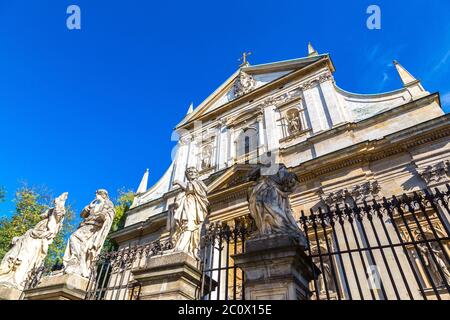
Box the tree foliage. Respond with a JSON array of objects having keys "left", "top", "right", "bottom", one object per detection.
[
  {"left": 102, "top": 189, "right": 134, "bottom": 252},
  {"left": 0, "top": 187, "right": 5, "bottom": 202},
  {"left": 0, "top": 186, "right": 75, "bottom": 267},
  {"left": 0, "top": 185, "right": 134, "bottom": 266}
]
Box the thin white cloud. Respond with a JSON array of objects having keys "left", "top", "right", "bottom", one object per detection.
[
  {"left": 363, "top": 44, "right": 407, "bottom": 92},
  {"left": 432, "top": 50, "right": 450, "bottom": 73},
  {"left": 367, "top": 45, "right": 380, "bottom": 61}
]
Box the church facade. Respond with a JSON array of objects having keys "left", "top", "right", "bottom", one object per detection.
[{"left": 108, "top": 45, "right": 450, "bottom": 300}]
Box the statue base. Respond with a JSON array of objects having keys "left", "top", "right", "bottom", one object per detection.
[
  {"left": 23, "top": 273, "right": 89, "bottom": 300},
  {"left": 0, "top": 284, "right": 23, "bottom": 300},
  {"left": 233, "top": 233, "right": 319, "bottom": 300},
  {"left": 132, "top": 251, "right": 203, "bottom": 300}
]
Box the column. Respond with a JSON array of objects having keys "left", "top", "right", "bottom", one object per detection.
[
  {"left": 172, "top": 136, "right": 190, "bottom": 183},
  {"left": 217, "top": 122, "right": 229, "bottom": 170},
  {"left": 263, "top": 104, "right": 281, "bottom": 153},
  {"left": 186, "top": 136, "right": 198, "bottom": 169},
  {"left": 257, "top": 114, "right": 266, "bottom": 157},
  {"left": 227, "top": 127, "right": 236, "bottom": 166}
]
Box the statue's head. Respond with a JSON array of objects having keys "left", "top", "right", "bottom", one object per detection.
[
  {"left": 277, "top": 165, "right": 298, "bottom": 192},
  {"left": 96, "top": 189, "right": 109, "bottom": 200},
  {"left": 185, "top": 167, "right": 199, "bottom": 181},
  {"left": 283, "top": 173, "right": 298, "bottom": 192},
  {"left": 54, "top": 192, "right": 68, "bottom": 208}
]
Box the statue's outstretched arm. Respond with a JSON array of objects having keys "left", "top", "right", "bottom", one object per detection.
[{"left": 173, "top": 180, "right": 187, "bottom": 191}]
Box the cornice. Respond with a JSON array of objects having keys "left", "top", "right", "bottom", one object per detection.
[
  {"left": 290, "top": 114, "right": 450, "bottom": 183},
  {"left": 281, "top": 93, "right": 440, "bottom": 153}
]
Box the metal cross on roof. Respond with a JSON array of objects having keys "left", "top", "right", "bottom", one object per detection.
[{"left": 238, "top": 51, "right": 252, "bottom": 67}]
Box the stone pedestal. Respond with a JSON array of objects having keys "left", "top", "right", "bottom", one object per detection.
[
  {"left": 233, "top": 234, "right": 319, "bottom": 300},
  {"left": 23, "top": 273, "right": 89, "bottom": 300},
  {"left": 0, "top": 284, "right": 23, "bottom": 300},
  {"left": 132, "top": 251, "right": 203, "bottom": 300}
]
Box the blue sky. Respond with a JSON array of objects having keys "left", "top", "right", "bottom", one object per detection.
[{"left": 0, "top": 0, "right": 449, "bottom": 217}]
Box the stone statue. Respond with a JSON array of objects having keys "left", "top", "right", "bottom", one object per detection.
[
  {"left": 0, "top": 192, "right": 68, "bottom": 289},
  {"left": 201, "top": 145, "right": 212, "bottom": 170},
  {"left": 287, "top": 111, "right": 302, "bottom": 135},
  {"left": 417, "top": 241, "right": 450, "bottom": 286},
  {"left": 248, "top": 164, "right": 307, "bottom": 246},
  {"left": 313, "top": 256, "right": 335, "bottom": 296},
  {"left": 63, "top": 189, "right": 115, "bottom": 278},
  {"left": 168, "top": 167, "right": 209, "bottom": 258}
]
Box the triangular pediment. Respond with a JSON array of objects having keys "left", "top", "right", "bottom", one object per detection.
[
  {"left": 176, "top": 54, "right": 332, "bottom": 129},
  {"left": 207, "top": 164, "right": 259, "bottom": 194}
]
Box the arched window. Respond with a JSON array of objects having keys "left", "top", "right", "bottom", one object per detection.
[{"left": 236, "top": 127, "right": 258, "bottom": 164}]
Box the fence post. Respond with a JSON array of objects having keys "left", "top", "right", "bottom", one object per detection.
[
  {"left": 233, "top": 234, "right": 319, "bottom": 300},
  {"left": 131, "top": 251, "right": 204, "bottom": 300},
  {"left": 0, "top": 286, "right": 23, "bottom": 300},
  {"left": 22, "top": 273, "right": 90, "bottom": 300}
]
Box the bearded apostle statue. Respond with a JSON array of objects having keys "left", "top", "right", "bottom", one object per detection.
[
  {"left": 0, "top": 192, "right": 69, "bottom": 290},
  {"left": 63, "top": 189, "right": 115, "bottom": 278},
  {"left": 248, "top": 164, "right": 307, "bottom": 246},
  {"left": 168, "top": 167, "right": 209, "bottom": 259}
]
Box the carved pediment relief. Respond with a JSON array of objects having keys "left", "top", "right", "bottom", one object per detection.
[{"left": 232, "top": 71, "right": 257, "bottom": 99}]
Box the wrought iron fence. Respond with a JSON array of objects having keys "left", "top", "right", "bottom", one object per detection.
[
  {"left": 85, "top": 239, "right": 172, "bottom": 300},
  {"left": 21, "top": 264, "right": 57, "bottom": 297},
  {"left": 22, "top": 187, "right": 450, "bottom": 301},
  {"left": 21, "top": 239, "right": 172, "bottom": 300},
  {"left": 198, "top": 220, "right": 253, "bottom": 300},
  {"left": 299, "top": 186, "right": 450, "bottom": 300},
  {"left": 199, "top": 186, "right": 450, "bottom": 301}
]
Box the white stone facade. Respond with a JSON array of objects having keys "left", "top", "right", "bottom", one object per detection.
[
  {"left": 103, "top": 48, "right": 450, "bottom": 301},
  {"left": 119, "top": 51, "right": 446, "bottom": 238}
]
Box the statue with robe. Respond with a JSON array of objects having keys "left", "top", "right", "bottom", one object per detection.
[
  {"left": 63, "top": 189, "right": 115, "bottom": 278},
  {"left": 287, "top": 110, "right": 302, "bottom": 135},
  {"left": 417, "top": 240, "right": 450, "bottom": 286},
  {"left": 0, "top": 192, "right": 68, "bottom": 290},
  {"left": 248, "top": 164, "right": 307, "bottom": 246},
  {"left": 168, "top": 167, "right": 209, "bottom": 258}
]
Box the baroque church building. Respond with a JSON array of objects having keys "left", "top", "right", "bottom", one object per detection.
[{"left": 105, "top": 44, "right": 450, "bottom": 301}]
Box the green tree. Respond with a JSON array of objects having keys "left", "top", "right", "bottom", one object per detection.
[
  {"left": 0, "top": 186, "right": 75, "bottom": 267},
  {"left": 0, "top": 187, "right": 5, "bottom": 202},
  {"left": 102, "top": 189, "right": 134, "bottom": 252},
  {"left": 46, "top": 202, "right": 76, "bottom": 267}
]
